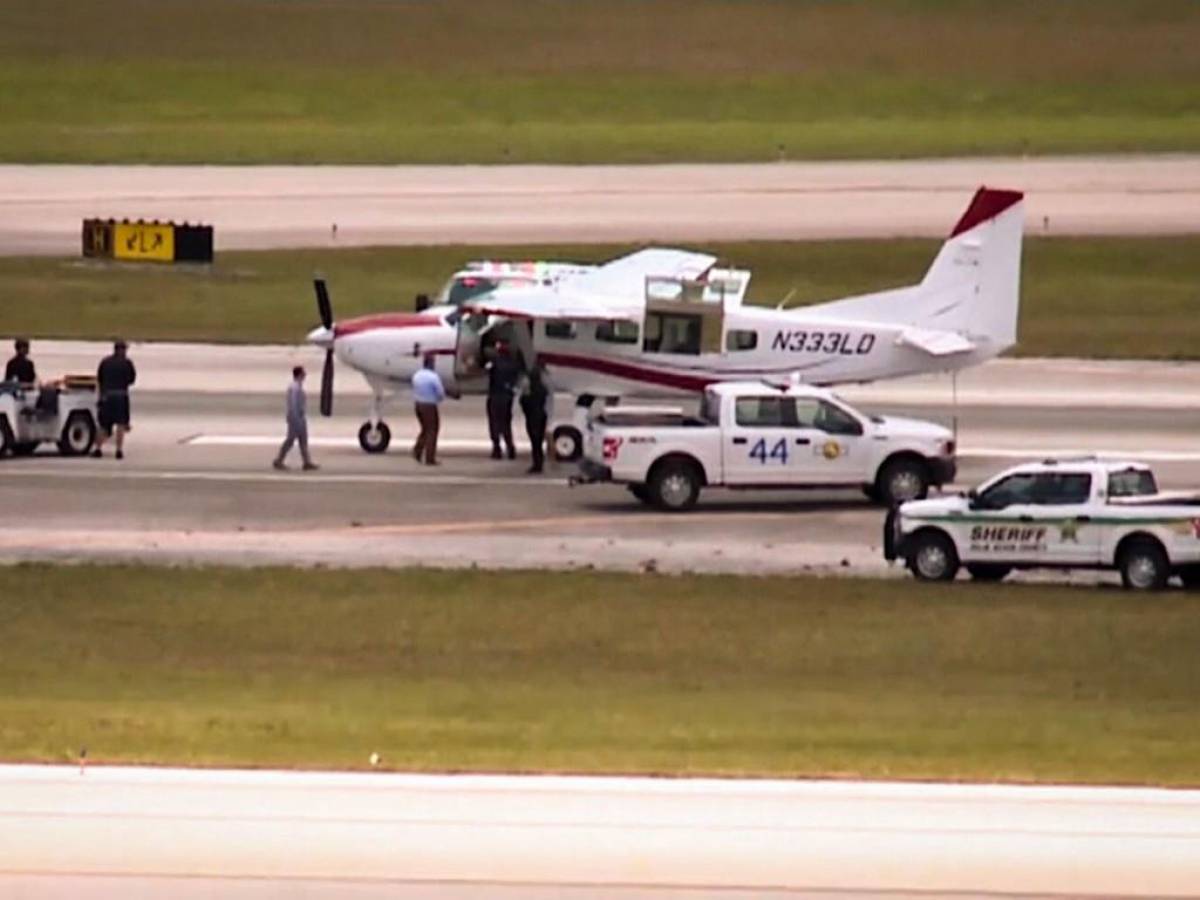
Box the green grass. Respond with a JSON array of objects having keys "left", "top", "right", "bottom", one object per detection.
[
  {"left": 1, "top": 564, "right": 1198, "bottom": 784},
  {"left": 4, "top": 236, "right": 1200, "bottom": 358},
  {"left": 2, "top": 0, "right": 1199, "bottom": 163}
]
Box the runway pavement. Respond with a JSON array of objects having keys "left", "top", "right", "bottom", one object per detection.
[
  {"left": 2, "top": 341, "right": 1198, "bottom": 578},
  {"left": 2, "top": 155, "right": 1198, "bottom": 255},
  {"left": 3, "top": 765, "right": 1198, "bottom": 899}
]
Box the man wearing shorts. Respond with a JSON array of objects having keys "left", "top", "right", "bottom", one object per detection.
[{"left": 92, "top": 339, "right": 137, "bottom": 459}]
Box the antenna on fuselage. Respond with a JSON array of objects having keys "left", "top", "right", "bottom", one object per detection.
[{"left": 776, "top": 287, "right": 798, "bottom": 310}]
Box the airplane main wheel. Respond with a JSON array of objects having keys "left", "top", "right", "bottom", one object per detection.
[
  {"left": 551, "top": 425, "right": 583, "bottom": 462},
  {"left": 358, "top": 421, "right": 391, "bottom": 454}
]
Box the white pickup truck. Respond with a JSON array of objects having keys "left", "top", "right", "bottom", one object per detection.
[
  {"left": 885, "top": 458, "right": 1200, "bottom": 590},
  {"left": 574, "top": 381, "right": 956, "bottom": 510}
]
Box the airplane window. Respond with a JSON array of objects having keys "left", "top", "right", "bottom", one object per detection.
[
  {"left": 447, "top": 277, "right": 501, "bottom": 306},
  {"left": 647, "top": 313, "right": 702, "bottom": 355},
  {"left": 596, "top": 320, "right": 640, "bottom": 344},
  {"left": 545, "top": 320, "right": 576, "bottom": 340},
  {"left": 725, "top": 329, "right": 758, "bottom": 352}
]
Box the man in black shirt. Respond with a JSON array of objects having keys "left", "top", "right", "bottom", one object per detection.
[
  {"left": 485, "top": 342, "right": 520, "bottom": 460},
  {"left": 4, "top": 339, "right": 35, "bottom": 384},
  {"left": 92, "top": 339, "right": 137, "bottom": 459}
]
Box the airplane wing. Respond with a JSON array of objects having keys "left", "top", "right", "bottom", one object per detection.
[
  {"left": 462, "top": 290, "right": 643, "bottom": 322},
  {"left": 571, "top": 248, "right": 718, "bottom": 298},
  {"left": 896, "top": 327, "right": 976, "bottom": 356}
]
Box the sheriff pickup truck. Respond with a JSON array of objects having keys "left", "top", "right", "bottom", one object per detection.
[
  {"left": 574, "top": 381, "right": 956, "bottom": 510},
  {"left": 885, "top": 458, "right": 1200, "bottom": 590}
]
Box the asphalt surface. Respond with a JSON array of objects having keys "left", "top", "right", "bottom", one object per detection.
[
  {"left": 4, "top": 345, "right": 1200, "bottom": 578},
  {"left": 3, "top": 766, "right": 1198, "bottom": 899},
  {"left": 2, "top": 155, "right": 1199, "bottom": 255}
]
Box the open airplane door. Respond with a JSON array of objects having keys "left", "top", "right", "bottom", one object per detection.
[{"left": 453, "top": 313, "right": 531, "bottom": 394}]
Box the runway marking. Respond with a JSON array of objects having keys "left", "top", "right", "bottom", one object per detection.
[
  {"left": 187, "top": 435, "right": 516, "bottom": 451},
  {"left": 185, "top": 434, "right": 1200, "bottom": 462},
  {"left": 0, "top": 467, "right": 564, "bottom": 487}
]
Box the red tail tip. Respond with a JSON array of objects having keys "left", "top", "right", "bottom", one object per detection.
[{"left": 950, "top": 187, "right": 1024, "bottom": 238}]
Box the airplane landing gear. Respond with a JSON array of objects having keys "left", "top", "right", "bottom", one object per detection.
[
  {"left": 358, "top": 421, "right": 391, "bottom": 454},
  {"left": 358, "top": 391, "right": 390, "bottom": 453},
  {"left": 552, "top": 424, "right": 582, "bottom": 462}
]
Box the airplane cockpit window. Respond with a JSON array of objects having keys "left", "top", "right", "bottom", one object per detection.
[
  {"left": 725, "top": 329, "right": 758, "bottom": 352},
  {"left": 644, "top": 312, "right": 701, "bottom": 355},
  {"left": 446, "top": 276, "right": 501, "bottom": 306},
  {"left": 596, "top": 320, "right": 640, "bottom": 344},
  {"left": 445, "top": 275, "right": 537, "bottom": 307},
  {"left": 1108, "top": 468, "right": 1158, "bottom": 497}
]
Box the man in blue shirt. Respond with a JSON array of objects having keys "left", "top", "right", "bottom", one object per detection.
[
  {"left": 411, "top": 354, "right": 446, "bottom": 465},
  {"left": 273, "top": 365, "right": 319, "bottom": 471}
]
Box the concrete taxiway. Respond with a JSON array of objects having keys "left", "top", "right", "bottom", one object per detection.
[
  {"left": 2, "top": 155, "right": 1198, "bottom": 255},
  {"left": 3, "top": 765, "right": 1198, "bottom": 899},
  {"left": 2, "top": 341, "right": 1198, "bottom": 578}
]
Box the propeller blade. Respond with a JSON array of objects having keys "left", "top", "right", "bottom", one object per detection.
[
  {"left": 314, "top": 277, "right": 333, "bottom": 330},
  {"left": 320, "top": 348, "right": 334, "bottom": 417}
]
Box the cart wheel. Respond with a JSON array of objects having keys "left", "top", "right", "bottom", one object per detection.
[
  {"left": 552, "top": 425, "right": 583, "bottom": 462},
  {"left": 11, "top": 442, "right": 38, "bottom": 456},
  {"left": 58, "top": 411, "right": 97, "bottom": 456}
]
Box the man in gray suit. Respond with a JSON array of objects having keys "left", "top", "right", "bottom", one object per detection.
[{"left": 273, "top": 366, "right": 319, "bottom": 471}]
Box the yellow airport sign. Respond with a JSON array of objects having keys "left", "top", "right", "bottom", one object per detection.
[{"left": 113, "top": 221, "right": 174, "bottom": 262}]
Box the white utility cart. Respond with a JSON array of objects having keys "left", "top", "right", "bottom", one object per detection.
[{"left": 0, "top": 375, "right": 99, "bottom": 457}]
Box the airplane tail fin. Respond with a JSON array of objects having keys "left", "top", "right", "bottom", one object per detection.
[
  {"left": 803, "top": 186, "right": 1024, "bottom": 358},
  {"left": 916, "top": 186, "right": 1024, "bottom": 353}
]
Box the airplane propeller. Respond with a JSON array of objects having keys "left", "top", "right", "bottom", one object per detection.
[{"left": 314, "top": 276, "right": 335, "bottom": 416}]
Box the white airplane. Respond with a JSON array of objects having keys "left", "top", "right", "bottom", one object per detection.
[{"left": 307, "top": 186, "right": 1024, "bottom": 459}]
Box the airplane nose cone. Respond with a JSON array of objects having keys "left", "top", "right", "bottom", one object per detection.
[{"left": 307, "top": 325, "right": 334, "bottom": 348}]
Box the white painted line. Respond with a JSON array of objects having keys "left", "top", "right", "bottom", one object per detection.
[
  {"left": 184, "top": 434, "right": 1200, "bottom": 462},
  {"left": 961, "top": 447, "right": 1200, "bottom": 462},
  {"left": 0, "top": 467, "right": 564, "bottom": 487},
  {"left": 187, "top": 434, "right": 505, "bottom": 450}
]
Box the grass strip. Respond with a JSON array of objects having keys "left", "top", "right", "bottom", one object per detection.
[
  {"left": 3, "top": 236, "right": 1199, "bottom": 359},
  {"left": 2, "top": 563, "right": 1198, "bottom": 784},
  {"left": 1, "top": 0, "right": 1198, "bottom": 163}
]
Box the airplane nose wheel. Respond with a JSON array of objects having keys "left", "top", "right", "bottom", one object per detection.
[{"left": 358, "top": 421, "right": 391, "bottom": 454}]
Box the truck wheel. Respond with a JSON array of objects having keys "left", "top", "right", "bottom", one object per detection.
[
  {"left": 58, "top": 411, "right": 96, "bottom": 456},
  {"left": 966, "top": 563, "right": 1011, "bottom": 582},
  {"left": 358, "top": 421, "right": 391, "bottom": 454},
  {"left": 648, "top": 460, "right": 700, "bottom": 512},
  {"left": 877, "top": 457, "right": 929, "bottom": 506},
  {"left": 627, "top": 484, "right": 653, "bottom": 505},
  {"left": 1118, "top": 539, "right": 1169, "bottom": 591},
  {"left": 907, "top": 531, "right": 959, "bottom": 582},
  {"left": 552, "top": 425, "right": 582, "bottom": 462}
]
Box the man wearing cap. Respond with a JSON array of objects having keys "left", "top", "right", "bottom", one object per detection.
[
  {"left": 4, "top": 339, "right": 35, "bottom": 385},
  {"left": 92, "top": 339, "right": 136, "bottom": 460},
  {"left": 273, "top": 365, "right": 318, "bottom": 471}
]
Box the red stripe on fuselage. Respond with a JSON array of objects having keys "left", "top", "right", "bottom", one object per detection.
[
  {"left": 334, "top": 313, "right": 440, "bottom": 338},
  {"left": 539, "top": 351, "right": 713, "bottom": 392}
]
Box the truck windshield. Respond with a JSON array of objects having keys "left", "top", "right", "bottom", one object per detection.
[{"left": 1108, "top": 469, "right": 1158, "bottom": 497}]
